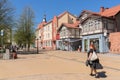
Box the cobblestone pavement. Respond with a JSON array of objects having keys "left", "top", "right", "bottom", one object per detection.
[{"left": 0, "top": 50, "right": 120, "bottom": 80}]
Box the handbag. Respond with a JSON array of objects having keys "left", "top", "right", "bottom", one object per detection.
[
  {"left": 90, "top": 51, "right": 98, "bottom": 61},
  {"left": 85, "top": 60, "right": 93, "bottom": 66},
  {"left": 85, "top": 60, "right": 89, "bottom": 66},
  {"left": 95, "top": 62, "right": 103, "bottom": 69}
]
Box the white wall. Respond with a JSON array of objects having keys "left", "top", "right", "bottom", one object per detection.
[
  {"left": 82, "top": 18, "right": 103, "bottom": 35},
  {"left": 43, "top": 22, "right": 52, "bottom": 40},
  {"left": 60, "top": 26, "right": 80, "bottom": 38}
]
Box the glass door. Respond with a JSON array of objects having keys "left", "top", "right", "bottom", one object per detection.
[{"left": 84, "top": 39, "right": 88, "bottom": 52}]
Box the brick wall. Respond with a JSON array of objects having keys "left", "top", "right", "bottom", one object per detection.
[{"left": 109, "top": 32, "right": 120, "bottom": 54}]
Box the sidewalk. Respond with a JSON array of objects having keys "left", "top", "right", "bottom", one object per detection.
[{"left": 0, "top": 50, "right": 119, "bottom": 80}]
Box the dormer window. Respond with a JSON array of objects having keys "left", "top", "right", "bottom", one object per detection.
[{"left": 81, "top": 14, "right": 88, "bottom": 20}]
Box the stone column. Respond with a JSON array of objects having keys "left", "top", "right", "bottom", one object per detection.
[{"left": 3, "top": 49, "right": 10, "bottom": 60}]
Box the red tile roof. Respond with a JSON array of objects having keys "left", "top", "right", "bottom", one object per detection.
[
  {"left": 80, "top": 5, "right": 120, "bottom": 18},
  {"left": 79, "top": 10, "right": 100, "bottom": 18},
  {"left": 65, "top": 21, "right": 80, "bottom": 28},
  {"left": 100, "top": 5, "right": 120, "bottom": 17},
  {"left": 83, "top": 10, "right": 99, "bottom": 15},
  {"left": 57, "top": 11, "right": 68, "bottom": 18},
  {"left": 62, "top": 23, "right": 79, "bottom": 29},
  {"left": 57, "top": 11, "right": 77, "bottom": 19},
  {"left": 61, "top": 21, "right": 80, "bottom": 29},
  {"left": 37, "top": 22, "right": 46, "bottom": 29},
  {"left": 43, "top": 20, "right": 52, "bottom": 26}
]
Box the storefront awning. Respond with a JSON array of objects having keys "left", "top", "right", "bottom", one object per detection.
[{"left": 69, "top": 39, "right": 81, "bottom": 42}]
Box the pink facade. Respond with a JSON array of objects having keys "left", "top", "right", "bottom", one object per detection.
[
  {"left": 36, "top": 11, "right": 77, "bottom": 50},
  {"left": 52, "top": 16, "right": 58, "bottom": 49}
]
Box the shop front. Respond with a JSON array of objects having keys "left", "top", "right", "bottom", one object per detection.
[
  {"left": 82, "top": 34, "right": 109, "bottom": 53},
  {"left": 57, "top": 38, "right": 81, "bottom": 51}
]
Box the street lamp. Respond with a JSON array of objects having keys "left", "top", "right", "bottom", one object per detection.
[
  {"left": 1, "top": 30, "right": 4, "bottom": 52},
  {"left": 36, "top": 38, "right": 39, "bottom": 54}
]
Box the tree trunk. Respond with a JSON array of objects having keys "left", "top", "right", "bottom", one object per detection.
[{"left": 27, "top": 42, "right": 30, "bottom": 51}]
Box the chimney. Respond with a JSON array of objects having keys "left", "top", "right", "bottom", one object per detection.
[
  {"left": 100, "top": 7, "right": 105, "bottom": 12},
  {"left": 105, "top": 8, "right": 109, "bottom": 10}
]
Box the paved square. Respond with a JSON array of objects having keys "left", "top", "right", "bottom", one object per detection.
[{"left": 0, "top": 51, "right": 120, "bottom": 80}]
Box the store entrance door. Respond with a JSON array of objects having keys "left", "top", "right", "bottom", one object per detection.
[
  {"left": 84, "top": 39, "right": 88, "bottom": 52},
  {"left": 90, "top": 38, "right": 99, "bottom": 53}
]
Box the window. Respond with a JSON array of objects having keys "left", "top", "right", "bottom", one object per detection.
[
  {"left": 47, "top": 41, "right": 49, "bottom": 46},
  {"left": 89, "top": 22, "right": 91, "bottom": 31},
  {"left": 94, "top": 20, "right": 97, "bottom": 30},
  {"left": 104, "top": 22, "right": 107, "bottom": 29},
  {"left": 81, "top": 14, "right": 88, "bottom": 20},
  {"left": 108, "top": 23, "right": 114, "bottom": 30},
  {"left": 48, "top": 26, "right": 49, "bottom": 31},
  {"left": 72, "top": 29, "right": 74, "bottom": 34},
  {"left": 48, "top": 41, "right": 49, "bottom": 46},
  {"left": 49, "top": 41, "right": 52, "bottom": 47},
  {"left": 83, "top": 25, "right": 85, "bottom": 32},
  {"left": 76, "top": 29, "right": 79, "bottom": 36},
  {"left": 63, "top": 29, "right": 66, "bottom": 36},
  {"left": 48, "top": 33, "right": 50, "bottom": 38},
  {"left": 45, "top": 33, "right": 47, "bottom": 39},
  {"left": 95, "top": 20, "right": 100, "bottom": 30},
  {"left": 88, "top": 24, "right": 91, "bottom": 31}
]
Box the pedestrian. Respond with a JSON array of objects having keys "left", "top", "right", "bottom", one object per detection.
[
  {"left": 12, "top": 46, "right": 17, "bottom": 59},
  {"left": 78, "top": 45, "right": 81, "bottom": 52},
  {"left": 86, "top": 41, "right": 99, "bottom": 78}
]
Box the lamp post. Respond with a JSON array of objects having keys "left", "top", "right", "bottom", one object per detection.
[
  {"left": 0, "top": 30, "right": 4, "bottom": 53},
  {"left": 36, "top": 38, "right": 39, "bottom": 54}
]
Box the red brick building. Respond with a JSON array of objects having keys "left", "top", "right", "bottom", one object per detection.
[{"left": 109, "top": 32, "right": 120, "bottom": 54}]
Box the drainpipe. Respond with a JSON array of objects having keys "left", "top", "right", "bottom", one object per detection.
[
  {"left": 101, "top": 17, "right": 105, "bottom": 53},
  {"left": 114, "top": 16, "right": 118, "bottom": 32}
]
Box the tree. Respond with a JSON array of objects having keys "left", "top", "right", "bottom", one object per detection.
[
  {"left": 14, "top": 6, "right": 35, "bottom": 51},
  {"left": 0, "top": 0, "right": 14, "bottom": 47}
]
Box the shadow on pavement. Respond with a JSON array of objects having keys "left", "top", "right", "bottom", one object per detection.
[
  {"left": 98, "top": 71, "right": 107, "bottom": 78},
  {"left": 16, "top": 50, "right": 47, "bottom": 55}
]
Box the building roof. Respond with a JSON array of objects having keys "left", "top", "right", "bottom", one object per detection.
[
  {"left": 79, "top": 5, "right": 120, "bottom": 24},
  {"left": 36, "top": 11, "right": 77, "bottom": 31},
  {"left": 58, "top": 21, "right": 80, "bottom": 32},
  {"left": 62, "top": 21, "right": 80, "bottom": 28},
  {"left": 57, "top": 11, "right": 77, "bottom": 19},
  {"left": 79, "top": 5, "right": 120, "bottom": 19},
  {"left": 43, "top": 20, "right": 52, "bottom": 26},
  {"left": 79, "top": 10, "right": 100, "bottom": 18},
  {"left": 100, "top": 5, "right": 120, "bottom": 17},
  {"left": 36, "top": 21, "right": 46, "bottom": 30},
  {"left": 80, "top": 14, "right": 114, "bottom": 24}
]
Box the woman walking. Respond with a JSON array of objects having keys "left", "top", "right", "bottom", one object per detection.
[{"left": 87, "top": 41, "right": 99, "bottom": 78}]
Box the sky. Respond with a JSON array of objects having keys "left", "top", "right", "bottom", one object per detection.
[{"left": 9, "top": 0, "right": 120, "bottom": 29}]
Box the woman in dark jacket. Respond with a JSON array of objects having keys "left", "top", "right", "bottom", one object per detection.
[
  {"left": 87, "top": 42, "right": 99, "bottom": 78},
  {"left": 12, "top": 46, "right": 17, "bottom": 59}
]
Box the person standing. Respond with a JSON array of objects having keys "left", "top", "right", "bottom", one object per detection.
[
  {"left": 12, "top": 46, "right": 17, "bottom": 59},
  {"left": 78, "top": 45, "right": 81, "bottom": 52}
]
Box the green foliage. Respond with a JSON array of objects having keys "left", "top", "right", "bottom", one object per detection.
[
  {"left": 14, "top": 6, "right": 35, "bottom": 51},
  {"left": 0, "top": 0, "right": 14, "bottom": 46}
]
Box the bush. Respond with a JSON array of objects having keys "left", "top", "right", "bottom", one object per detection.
[{"left": 0, "top": 48, "right": 5, "bottom": 53}]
